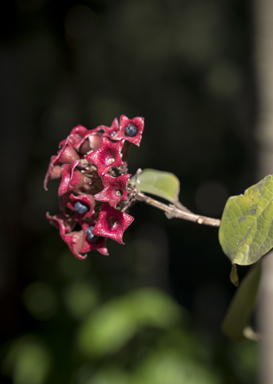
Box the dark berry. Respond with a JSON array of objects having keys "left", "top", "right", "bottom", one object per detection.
[
  {"left": 125, "top": 124, "right": 138, "bottom": 137},
  {"left": 74, "top": 201, "right": 89, "bottom": 215},
  {"left": 86, "top": 226, "right": 101, "bottom": 242},
  {"left": 110, "top": 131, "right": 117, "bottom": 137}
]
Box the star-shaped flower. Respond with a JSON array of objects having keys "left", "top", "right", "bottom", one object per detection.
[
  {"left": 86, "top": 136, "right": 124, "bottom": 176},
  {"left": 46, "top": 212, "right": 87, "bottom": 260},
  {"left": 113, "top": 115, "right": 144, "bottom": 146},
  {"left": 58, "top": 161, "right": 92, "bottom": 197},
  {"left": 59, "top": 125, "right": 102, "bottom": 154},
  {"left": 44, "top": 142, "right": 79, "bottom": 190},
  {"left": 80, "top": 221, "right": 109, "bottom": 256},
  {"left": 46, "top": 212, "right": 108, "bottom": 258},
  {"left": 93, "top": 173, "right": 131, "bottom": 207},
  {"left": 67, "top": 193, "right": 96, "bottom": 221},
  {"left": 99, "top": 118, "right": 119, "bottom": 138},
  {"left": 59, "top": 125, "right": 88, "bottom": 148},
  {"left": 92, "top": 203, "right": 134, "bottom": 244}
]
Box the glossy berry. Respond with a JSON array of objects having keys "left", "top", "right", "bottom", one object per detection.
[
  {"left": 74, "top": 201, "right": 89, "bottom": 214},
  {"left": 125, "top": 124, "right": 138, "bottom": 137},
  {"left": 86, "top": 226, "right": 101, "bottom": 242}
]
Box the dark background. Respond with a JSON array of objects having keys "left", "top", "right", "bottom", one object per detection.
[{"left": 0, "top": 0, "right": 259, "bottom": 383}]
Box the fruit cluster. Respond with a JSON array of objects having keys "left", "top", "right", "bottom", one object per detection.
[{"left": 44, "top": 115, "right": 144, "bottom": 259}]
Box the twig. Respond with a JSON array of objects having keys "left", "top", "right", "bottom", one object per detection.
[{"left": 134, "top": 190, "right": 221, "bottom": 227}]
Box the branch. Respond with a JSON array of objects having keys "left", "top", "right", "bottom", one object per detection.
[{"left": 134, "top": 190, "right": 221, "bottom": 227}]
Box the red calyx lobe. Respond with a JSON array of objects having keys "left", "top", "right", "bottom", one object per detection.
[
  {"left": 86, "top": 136, "right": 124, "bottom": 176},
  {"left": 113, "top": 115, "right": 144, "bottom": 146},
  {"left": 99, "top": 118, "right": 119, "bottom": 138},
  {"left": 93, "top": 173, "right": 131, "bottom": 207},
  {"left": 92, "top": 203, "right": 134, "bottom": 245}
]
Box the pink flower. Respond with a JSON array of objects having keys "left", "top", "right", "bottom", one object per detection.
[
  {"left": 59, "top": 125, "right": 88, "bottom": 147},
  {"left": 93, "top": 173, "right": 131, "bottom": 207},
  {"left": 58, "top": 161, "right": 91, "bottom": 196},
  {"left": 67, "top": 193, "right": 96, "bottom": 221},
  {"left": 113, "top": 115, "right": 144, "bottom": 146},
  {"left": 86, "top": 136, "right": 124, "bottom": 176},
  {"left": 44, "top": 142, "right": 79, "bottom": 190},
  {"left": 46, "top": 212, "right": 87, "bottom": 260},
  {"left": 80, "top": 221, "right": 109, "bottom": 256},
  {"left": 46, "top": 212, "right": 108, "bottom": 258},
  {"left": 59, "top": 125, "right": 102, "bottom": 154},
  {"left": 92, "top": 203, "right": 134, "bottom": 244},
  {"left": 99, "top": 118, "right": 119, "bottom": 138},
  {"left": 45, "top": 115, "right": 144, "bottom": 258}
]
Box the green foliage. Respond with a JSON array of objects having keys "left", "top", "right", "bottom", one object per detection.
[
  {"left": 131, "top": 169, "right": 180, "bottom": 203},
  {"left": 219, "top": 175, "right": 273, "bottom": 267},
  {"left": 63, "top": 282, "right": 99, "bottom": 319},
  {"left": 2, "top": 336, "right": 51, "bottom": 384},
  {"left": 76, "top": 288, "right": 182, "bottom": 358},
  {"left": 221, "top": 263, "right": 261, "bottom": 340},
  {"left": 22, "top": 282, "right": 58, "bottom": 321}
]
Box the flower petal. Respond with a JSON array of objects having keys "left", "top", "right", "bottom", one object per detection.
[
  {"left": 80, "top": 221, "right": 109, "bottom": 255},
  {"left": 86, "top": 136, "right": 124, "bottom": 176},
  {"left": 99, "top": 118, "right": 119, "bottom": 138},
  {"left": 46, "top": 212, "right": 87, "bottom": 259},
  {"left": 67, "top": 193, "right": 96, "bottom": 221},
  {"left": 113, "top": 115, "right": 144, "bottom": 146},
  {"left": 92, "top": 203, "right": 134, "bottom": 244},
  {"left": 93, "top": 173, "right": 131, "bottom": 207}
]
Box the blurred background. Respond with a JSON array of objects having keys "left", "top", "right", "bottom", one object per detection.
[{"left": 0, "top": 0, "right": 260, "bottom": 383}]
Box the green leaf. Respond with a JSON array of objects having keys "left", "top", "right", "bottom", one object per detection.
[
  {"left": 221, "top": 263, "right": 261, "bottom": 340},
  {"left": 219, "top": 174, "right": 273, "bottom": 266},
  {"left": 131, "top": 169, "right": 180, "bottom": 203},
  {"left": 2, "top": 336, "right": 51, "bottom": 384},
  {"left": 76, "top": 288, "right": 182, "bottom": 358},
  {"left": 230, "top": 264, "right": 239, "bottom": 287}
]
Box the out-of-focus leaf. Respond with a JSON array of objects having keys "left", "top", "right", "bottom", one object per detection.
[
  {"left": 89, "top": 366, "right": 130, "bottom": 384},
  {"left": 76, "top": 298, "right": 136, "bottom": 358},
  {"left": 22, "top": 282, "right": 58, "bottom": 320},
  {"left": 230, "top": 264, "right": 239, "bottom": 287},
  {"left": 76, "top": 288, "right": 182, "bottom": 358},
  {"left": 126, "top": 288, "right": 182, "bottom": 328},
  {"left": 131, "top": 169, "right": 180, "bottom": 203},
  {"left": 221, "top": 263, "right": 261, "bottom": 340},
  {"left": 219, "top": 175, "right": 273, "bottom": 266},
  {"left": 2, "top": 336, "right": 51, "bottom": 384},
  {"left": 63, "top": 281, "right": 99, "bottom": 319},
  {"left": 132, "top": 350, "right": 221, "bottom": 384}
]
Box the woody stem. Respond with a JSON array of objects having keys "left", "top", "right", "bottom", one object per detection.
[{"left": 134, "top": 190, "right": 221, "bottom": 227}]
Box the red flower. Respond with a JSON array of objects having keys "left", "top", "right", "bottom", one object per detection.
[
  {"left": 59, "top": 125, "right": 102, "bottom": 154},
  {"left": 45, "top": 115, "right": 144, "bottom": 258},
  {"left": 44, "top": 142, "right": 79, "bottom": 190},
  {"left": 67, "top": 193, "right": 96, "bottom": 221},
  {"left": 92, "top": 203, "right": 134, "bottom": 244},
  {"left": 46, "top": 212, "right": 108, "bottom": 258},
  {"left": 58, "top": 161, "right": 91, "bottom": 196},
  {"left": 59, "top": 125, "right": 88, "bottom": 147},
  {"left": 93, "top": 173, "right": 131, "bottom": 207},
  {"left": 86, "top": 136, "right": 124, "bottom": 176},
  {"left": 99, "top": 118, "right": 119, "bottom": 138},
  {"left": 80, "top": 221, "right": 109, "bottom": 256},
  {"left": 46, "top": 212, "right": 86, "bottom": 260},
  {"left": 113, "top": 115, "right": 144, "bottom": 146}
]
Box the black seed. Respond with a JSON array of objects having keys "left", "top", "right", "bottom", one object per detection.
[
  {"left": 74, "top": 201, "right": 89, "bottom": 215},
  {"left": 125, "top": 124, "right": 138, "bottom": 137},
  {"left": 86, "top": 226, "right": 101, "bottom": 242}
]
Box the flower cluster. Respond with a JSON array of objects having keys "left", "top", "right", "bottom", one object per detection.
[{"left": 44, "top": 115, "right": 144, "bottom": 259}]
